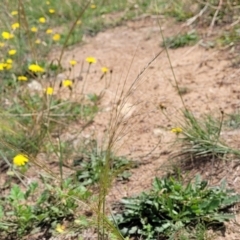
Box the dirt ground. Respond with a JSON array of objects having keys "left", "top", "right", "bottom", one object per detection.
[{"left": 46, "top": 16, "right": 240, "bottom": 239}]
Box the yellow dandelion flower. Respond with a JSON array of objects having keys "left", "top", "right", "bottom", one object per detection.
[
  {"left": 49, "top": 9, "right": 55, "bottom": 13},
  {"left": 6, "top": 59, "right": 13, "bottom": 64},
  {"left": 86, "top": 56, "right": 96, "bottom": 64},
  {"left": 13, "top": 154, "right": 29, "bottom": 166},
  {"left": 11, "top": 22, "right": 20, "bottom": 30},
  {"left": 101, "top": 67, "right": 108, "bottom": 73},
  {"left": 69, "top": 60, "right": 77, "bottom": 66},
  {"left": 0, "top": 63, "right": 5, "bottom": 70},
  {"left": 3, "top": 63, "right": 12, "bottom": 70},
  {"left": 76, "top": 20, "right": 81, "bottom": 25},
  {"left": 31, "top": 27, "right": 38, "bottom": 32},
  {"left": 46, "top": 29, "right": 53, "bottom": 34},
  {"left": 90, "top": 4, "right": 96, "bottom": 9},
  {"left": 35, "top": 39, "right": 41, "bottom": 44},
  {"left": 0, "top": 42, "right": 5, "bottom": 47},
  {"left": 11, "top": 11, "right": 18, "bottom": 16},
  {"left": 28, "top": 64, "right": 44, "bottom": 73},
  {"left": 52, "top": 33, "right": 60, "bottom": 41},
  {"left": 2, "top": 31, "right": 14, "bottom": 40},
  {"left": 46, "top": 1, "right": 50, "bottom": 5},
  {"left": 171, "top": 127, "right": 183, "bottom": 134},
  {"left": 39, "top": 17, "right": 46, "bottom": 23},
  {"left": 45, "top": 87, "right": 54, "bottom": 95},
  {"left": 18, "top": 75, "right": 28, "bottom": 81},
  {"left": 8, "top": 49, "right": 17, "bottom": 55},
  {"left": 56, "top": 224, "right": 65, "bottom": 233},
  {"left": 63, "top": 79, "right": 73, "bottom": 87}
]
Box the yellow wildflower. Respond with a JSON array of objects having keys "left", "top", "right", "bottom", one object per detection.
[
  {"left": 29, "top": 64, "right": 44, "bottom": 73},
  {"left": 86, "top": 56, "right": 96, "bottom": 64},
  {"left": 101, "top": 67, "right": 108, "bottom": 73},
  {"left": 18, "top": 75, "right": 28, "bottom": 81},
  {"left": 69, "top": 60, "right": 77, "bottom": 66},
  {"left": 39, "top": 17, "right": 46, "bottom": 23},
  {"left": 6, "top": 59, "right": 13, "bottom": 64},
  {"left": 35, "top": 39, "right": 41, "bottom": 44},
  {"left": 63, "top": 79, "right": 73, "bottom": 87},
  {"left": 90, "top": 4, "right": 96, "bottom": 9},
  {"left": 46, "top": 1, "right": 50, "bottom": 4},
  {"left": 31, "top": 27, "right": 38, "bottom": 32},
  {"left": 46, "top": 29, "right": 53, "bottom": 34},
  {"left": 2, "top": 31, "right": 14, "bottom": 40},
  {"left": 56, "top": 224, "right": 65, "bottom": 233},
  {"left": 13, "top": 154, "right": 29, "bottom": 166},
  {"left": 0, "top": 42, "right": 5, "bottom": 47},
  {"left": 76, "top": 20, "right": 81, "bottom": 25},
  {"left": 46, "top": 87, "right": 54, "bottom": 95},
  {"left": 171, "top": 127, "right": 183, "bottom": 134},
  {"left": 0, "top": 62, "right": 11, "bottom": 70},
  {"left": 3, "top": 63, "right": 12, "bottom": 70},
  {"left": 0, "top": 63, "right": 5, "bottom": 70},
  {"left": 52, "top": 33, "right": 60, "bottom": 41},
  {"left": 49, "top": 9, "right": 55, "bottom": 13},
  {"left": 8, "top": 49, "right": 17, "bottom": 55},
  {"left": 11, "top": 11, "right": 18, "bottom": 16},
  {"left": 11, "top": 22, "right": 20, "bottom": 30}
]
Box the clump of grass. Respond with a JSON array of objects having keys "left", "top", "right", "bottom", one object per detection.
[
  {"left": 173, "top": 110, "right": 240, "bottom": 161},
  {"left": 163, "top": 31, "right": 198, "bottom": 49},
  {"left": 225, "top": 111, "right": 240, "bottom": 129},
  {"left": 218, "top": 27, "right": 240, "bottom": 47},
  {"left": 157, "top": 0, "right": 196, "bottom": 22}
]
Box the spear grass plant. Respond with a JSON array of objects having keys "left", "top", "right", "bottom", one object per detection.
[{"left": 175, "top": 110, "right": 240, "bottom": 162}]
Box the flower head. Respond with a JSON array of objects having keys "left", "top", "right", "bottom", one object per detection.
[
  {"left": 49, "top": 9, "right": 55, "bottom": 13},
  {"left": 31, "top": 27, "right": 38, "bottom": 32},
  {"left": 171, "top": 127, "right": 183, "bottom": 134},
  {"left": 2, "top": 31, "right": 14, "bottom": 40},
  {"left": 46, "top": 29, "right": 53, "bottom": 34},
  {"left": 101, "top": 67, "right": 108, "bottom": 73},
  {"left": 18, "top": 75, "right": 28, "bottom": 81},
  {"left": 56, "top": 224, "right": 65, "bottom": 233},
  {"left": 13, "top": 154, "right": 29, "bottom": 166},
  {"left": 8, "top": 49, "right": 17, "bottom": 55},
  {"left": 0, "top": 63, "right": 5, "bottom": 71},
  {"left": 90, "top": 4, "right": 96, "bottom": 9},
  {"left": 86, "top": 56, "right": 96, "bottom": 64},
  {"left": 6, "top": 59, "right": 13, "bottom": 64},
  {"left": 11, "top": 11, "right": 18, "bottom": 16},
  {"left": 35, "top": 39, "right": 41, "bottom": 44},
  {"left": 52, "top": 34, "right": 60, "bottom": 41},
  {"left": 63, "top": 79, "right": 73, "bottom": 87},
  {"left": 29, "top": 64, "right": 44, "bottom": 73},
  {"left": 76, "top": 20, "right": 81, "bottom": 25},
  {"left": 46, "top": 87, "right": 54, "bottom": 95},
  {"left": 0, "top": 42, "right": 5, "bottom": 47},
  {"left": 39, "top": 17, "right": 46, "bottom": 23},
  {"left": 11, "top": 22, "right": 20, "bottom": 30},
  {"left": 0, "top": 62, "right": 12, "bottom": 70},
  {"left": 69, "top": 60, "right": 77, "bottom": 66}
]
